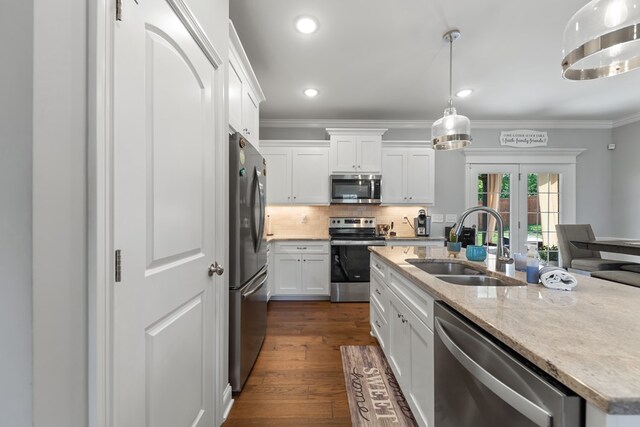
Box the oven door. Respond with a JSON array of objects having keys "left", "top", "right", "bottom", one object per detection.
[
  {"left": 330, "top": 175, "right": 381, "bottom": 204},
  {"left": 330, "top": 241, "right": 384, "bottom": 302}
]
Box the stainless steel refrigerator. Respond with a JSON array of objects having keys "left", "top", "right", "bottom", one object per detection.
[{"left": 228, "top": 133, "right": 268, "bottom": 392}]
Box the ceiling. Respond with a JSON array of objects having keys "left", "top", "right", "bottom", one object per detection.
[{"left": 230, "top": 0, "right": 640, "bottom": 122}]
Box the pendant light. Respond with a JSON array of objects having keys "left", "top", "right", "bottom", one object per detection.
[
  {"left": 562, "top": 0, "right": 640, "bottom": 80},
  {"left": 432, "top": 29, "right": 471, "bottom": 151}
]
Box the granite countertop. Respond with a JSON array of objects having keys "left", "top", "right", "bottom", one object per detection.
[
  {"left": 385, "top": 235, "right": 445, "bottom": 241},
  {"left": 370, "top": 245, "right": 640, "bottom": 415},
  {"left": 266, "top": 235, "right": 330, "bottom": 242}
]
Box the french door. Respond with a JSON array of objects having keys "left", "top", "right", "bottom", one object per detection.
[{"left": 467, "top": 163, "right": 575, "bottom": 263}]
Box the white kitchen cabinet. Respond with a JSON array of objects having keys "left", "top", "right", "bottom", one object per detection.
[
  {"left": 381, "top": 146, "right": 435, "bottom": 205},
  {"left": 261, "top": 144, "right": 329, "bottom": 205},
  {"left": 327, "top": 128, "right": 387, "bottom": 174},
  {"left": 371, "top": 256, "right": 435, "bottom": 427},
  {"left": 272, "top": 241, "right": 330, "bottom": 297},
  {"left": 229, "top": 21, "right": 265, "bottom": 148}
]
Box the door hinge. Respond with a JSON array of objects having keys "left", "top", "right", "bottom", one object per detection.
[
  {"left": 116, "top": 0, "right": 122, "bottom": 21},
  {"left": 518, "top": 221, "right": 521, "bottom": 229},
  {"left": 518, "top": 173, "right": 522, "bottom": 181},
  {"left": 115, "top": 249, "right": 122, "bottom": 282}
]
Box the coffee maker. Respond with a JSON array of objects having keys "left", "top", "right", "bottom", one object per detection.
[{"left": 413, "top": 209, "right": 431, "bottom": 236}]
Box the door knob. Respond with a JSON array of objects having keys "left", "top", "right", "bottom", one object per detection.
[{"left": 208, "top": 262, "right": 224, "bottom": 277}]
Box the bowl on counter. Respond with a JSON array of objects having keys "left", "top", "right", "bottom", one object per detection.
[{"left": 465, "top": 245, "right": 487, "bottom": 262}]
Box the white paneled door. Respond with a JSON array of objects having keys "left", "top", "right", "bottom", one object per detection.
[{"left": 113, "top": 1, "right": 218, "bottom": 426}]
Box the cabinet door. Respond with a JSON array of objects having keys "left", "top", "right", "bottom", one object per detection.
[
  {"left": 242, "top": 89, "right": 259, "bottom": 144},
  {"left": 388, "top": 291, "right": 411, "bottom": 390},
  {"left": 406, "top": 149, "right": 435, "bottom": 205},
  {"left": 301, "top": 254, "right": 330, "bottom": 295},
  {"left": 292, "top": 148, "right": 329, "bottom": 204},
  {"left": 262, "top": 149, "right": 292, "bottom": 204},
  {"left": 228, "top": 60, "right": 243, "bottom": 133},
  {"left": 357, "top": 136, "right": 382, "bottom": 173},
  {"left": 381, "top": 150, "right": 406, "bottom": 204},
  {"left": 406, "top": 309, "right": 435, "bottom": 427},
  {"left": 274, "top": 253, "right": 302, "bottom": 294},
  {"left": 330, "top": 135, "right": 358, "bottom": 173}
]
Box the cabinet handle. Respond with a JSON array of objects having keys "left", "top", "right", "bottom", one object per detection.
[
  {"left": 303, "top": 259, "right": 306, "bottom": 262},
  {"left": 293, "top": 196, "right": 296, "bottom": 199},
  {"left": 353, "top": 165, "right": 356, "bottom": 169},
  {"left": 409, "top": 196, "right": 413, "bottom": 200},
  {"left": 287, "top": 196, "right": 291, "bottom": 199},
  {"left": 298, "top": 259, "right": 300, "bottom": 262},
  {"left": 402, "top": 317, "right": 408, "bottom": 324},
  {"left": 397, "top": 313, "right": 402, "bottom": 318},
  {"left": 375, "top": 288, "right": 381, "bottom": 295},
  {"left": 375, "top": 320, "right": 381, "bottom": 328},
  {"left": 375, "top": 263, "right": 381, "bottom": 269}
]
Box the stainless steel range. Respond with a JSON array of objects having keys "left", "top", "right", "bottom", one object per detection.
[{"left": 329, "top": 217, "right": 386, "bottom": 302}]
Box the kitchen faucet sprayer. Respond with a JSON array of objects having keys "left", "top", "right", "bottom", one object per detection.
[{"left": 454, "top": 206, "right": 513, "bottom": 272}]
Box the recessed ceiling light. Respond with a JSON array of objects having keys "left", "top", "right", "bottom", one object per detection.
[
  {"left": 304, "top": 88, "right": 319, "bottom": 97},
  {"left": 455, "top": 88, "right": 473, "bottom": 98},
  {"left": 295, "top": 16, "right": 319, "bottom": 34}
]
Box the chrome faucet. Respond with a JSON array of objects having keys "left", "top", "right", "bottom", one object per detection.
[{"left": 454, "top": 206, "right": 514, "bottom": 272}]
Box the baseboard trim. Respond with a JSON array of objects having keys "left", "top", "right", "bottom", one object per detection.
[
  {"left": 269, "top": 295, "right": 331, "bottom": 301},
  {"left": 221, "top": 383, "right": 234, "bottom": 422}
]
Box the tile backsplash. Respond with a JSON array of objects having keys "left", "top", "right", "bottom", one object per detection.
[{"left": 265, "top": 205, "right": 431, "bottom": 238}]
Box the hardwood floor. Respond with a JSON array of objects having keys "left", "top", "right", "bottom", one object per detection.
[{"left": 223, "top": 301, "right": 378, "bottom": 426}]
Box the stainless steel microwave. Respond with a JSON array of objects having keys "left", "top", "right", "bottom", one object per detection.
[{"left": 330, "top": 174, "right": 381, "bottom": 204}]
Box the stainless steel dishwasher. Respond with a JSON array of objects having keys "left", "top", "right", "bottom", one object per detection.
[{"left": 434, "top": 302, "right": 584, "bottom": 427}]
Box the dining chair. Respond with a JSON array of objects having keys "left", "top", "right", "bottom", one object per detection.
[{"left": 555, "top": 224, "right": 632, "bottom": 273}]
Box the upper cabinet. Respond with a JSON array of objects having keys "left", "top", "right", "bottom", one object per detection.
[
  {"left": 327, "top": 128, "right": 387, "bottom": 174},
  {"left": 229, "top": 21, "right": 265, "bottom": 148},
  {"left": 381, "top": 144, "right": 435, "bottom": 205},
  {"left": 261, "top": 141, "right": 330, "bottom": 205}
]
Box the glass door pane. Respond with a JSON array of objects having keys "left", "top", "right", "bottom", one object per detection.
[
  {"left": 466, "top": 165, "right": 519, "bottom": 252},
  {"left": 519, "top": 164, "right": 575, "bottom": 266}
]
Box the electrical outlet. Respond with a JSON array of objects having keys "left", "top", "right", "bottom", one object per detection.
[
  {"left": 301, "top": 215, "right": 308, "bottom": 224},
  {"left": 446, "top": 214, "right": 458, "bottom": 223},
  {"left": 431, "top": 214, "right": 444, "bottom": 223}
]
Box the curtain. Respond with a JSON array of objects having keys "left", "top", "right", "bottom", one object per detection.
[
  {"left": 486, "top": 174, "right": 503, "bottom": 244},
  {"left": 538, "top": 173, "right": 559, "bottom": 246}
]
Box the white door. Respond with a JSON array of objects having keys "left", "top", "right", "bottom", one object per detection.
[
  {"left": 467, "top": 163, "right": 575, "bottom": 260},
  {"left": 113, "top": 1, "right": 218, "bottom": 426},
  {"left": 262, "top": 149, "right": 292, "bottom": 204},
  {"left": 357, "top": 136, "right": 382, "bottom": 173},
  {"left": 292, "top": 147, "right": 329, "bottom": 204},
  {"left": 228, "top": 59, "right": 243, "bottom": 133},
  {"left": 274, "top": 254, "right": 302, "bottom": 294},
  {"left": 466, "top": 164, "right": 520, "bottom": 251},
  {"left": 406, "top": 149, "right": 435, "bottom": 205},
  {"left": 301, "top": 254, "right": 330, "bottom": 294},
  {"left": 381, "top": 150, "right": 406, "bottom": 204},
  {"left": 330, "top": 135, "right": 358, "bottom": 173}
]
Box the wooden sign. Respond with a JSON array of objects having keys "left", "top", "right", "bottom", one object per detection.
[{"left": 500, "top": 130, "right": 548, "bottom": 148}]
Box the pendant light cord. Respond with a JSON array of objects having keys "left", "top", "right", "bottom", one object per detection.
[{"left": 448, "top": 35, "right": 453, "bottom": 109}]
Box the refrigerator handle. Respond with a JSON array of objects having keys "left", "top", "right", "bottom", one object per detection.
[
  {"left": 434, "top": 317, "right": 552, "bottom": 427},
  {"left": 255, "top": 167, "right": 265, "bottom": 253}
]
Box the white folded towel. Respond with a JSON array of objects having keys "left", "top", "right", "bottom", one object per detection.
[{"left": 539, "top": 266, "right": 577, "bottom": 291}]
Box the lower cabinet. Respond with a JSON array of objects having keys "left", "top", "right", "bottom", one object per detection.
[
  {"left": 272, "top": 241, "right": 330, "bottom": 297},
  {"left": 371, "top": 255, "right": 435, "bottom": 427}
]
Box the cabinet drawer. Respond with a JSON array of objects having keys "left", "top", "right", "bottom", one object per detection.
[
  {"left": 370, "top": 270, "right": 388, "bottom": 315},
  {"left": 388, "top": 269, "right": 434, "bottom": 331},
  {"left": 370, "top": 301, "right": 387, "bottom": 351},
  {"left": 370, "top": 254, "right": 388, "bottom": 280},
  {"left": 274, "top": 241, "right": 329, "bottom": 254}
]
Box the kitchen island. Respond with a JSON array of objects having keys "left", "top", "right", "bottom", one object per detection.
[{"left": 369, "top": 245, "right": 640, "bottom": 427}]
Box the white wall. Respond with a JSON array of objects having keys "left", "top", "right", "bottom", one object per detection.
[
  {"left": 0, "top": 2, "right": 33, "bottom": 426},
  {"left": 260, "top": 126, "right": 614, "bottom": 238},
  {"left": 33, "top": 0, "right": 88, "bottom": 426},
  {"left": 612, "top": 121, "right": 640, "bottom": 239}
]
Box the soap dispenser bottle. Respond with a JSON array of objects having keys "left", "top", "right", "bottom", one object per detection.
[{"left": 526, "top": 244, "right": 540, "bottom": 284}]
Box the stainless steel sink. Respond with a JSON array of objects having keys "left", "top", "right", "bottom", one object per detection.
[
  {"left": 406, "top": 260, "right": 483, "bottom": 276},
  {"left": 435, "top": 275, "right": 521, "bottom": 287}
]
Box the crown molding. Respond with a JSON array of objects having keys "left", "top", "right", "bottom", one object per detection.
[
  {"left": 229, "top": 20, "right": 266, "bottom": 102},
  {"left": 260, "top": 118, "right": 614, "bottom": 130},
  {"left": 326, "top": 128, "right": 387, "bottom": 136},
  {"left": 260, "top": 139, "right": 330, "bottom": 148},
  {"left": 612, "top": 112, "right": 640, "bottom": 128},
  {"left": 463, "top": 148, "right": 586, "bottom": 164}
]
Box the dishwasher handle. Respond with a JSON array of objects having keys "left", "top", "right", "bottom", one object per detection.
[{"left": 435, "top": 317, "right": 552, "bottom": 427}]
